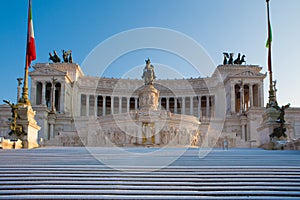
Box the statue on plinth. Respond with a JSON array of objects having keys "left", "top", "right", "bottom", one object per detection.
[
  {"left": 142, "top": 58, "right": 156, "bottom": 85},
  {"left": 3, "top": 100, "right": 26, "bottom": 140},
  {"left": 270, "top": 103, "right": 290, "bottom": 139}
]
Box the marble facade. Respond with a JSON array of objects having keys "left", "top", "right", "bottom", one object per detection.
[{"left": 1, "top": 62, "right": 300, "bottom": 148}]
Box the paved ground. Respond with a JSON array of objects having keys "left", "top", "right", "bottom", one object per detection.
[{"left": 0, "top": 147, "right": 300, "bottom": 199}]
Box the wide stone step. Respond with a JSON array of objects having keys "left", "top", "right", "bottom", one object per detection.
[
  {"left": 0, "top": 190, "right": 300, "bottom": 199},
  {"left": 2, "top": 180, "right": 300, "bottom": 187},
  {"left": 0, "top": 148, "right": 299, "bottom": 199},
  {"left": 1, "top": 167, "right": 300, "bottom": 199}
]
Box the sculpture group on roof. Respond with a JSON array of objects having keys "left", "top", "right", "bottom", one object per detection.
[
  {"left": 223, "top": 52, "right": 246, "bottom": 65},
  {"left": 49, "top": 50, "right": 73, "bottom": 63}
]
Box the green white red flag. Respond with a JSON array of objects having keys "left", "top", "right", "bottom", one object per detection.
[
  {"left": 266, "top": 0, "right": 272, "bottom": 73},
  {"left": 26, "top": 0, "right": 36, "bottom": 69}
]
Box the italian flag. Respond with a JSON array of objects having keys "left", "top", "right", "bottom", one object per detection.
[
  {"left": 26, "top": 0, "right": 36, "bottom": 69},
  {"left": 266, "top": 0, "right": 272, "bottom": 73}
]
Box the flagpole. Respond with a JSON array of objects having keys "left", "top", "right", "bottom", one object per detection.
[
  {"left": 266, "top": 0, "right": 276, "bottom": 108},
  {"left": 20, "top": 0, "right": 35, "bottom": 106}
]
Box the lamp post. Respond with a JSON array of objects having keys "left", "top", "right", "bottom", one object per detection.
[{"left": 17, "top": 78, "right": 23, "bottom": 103}]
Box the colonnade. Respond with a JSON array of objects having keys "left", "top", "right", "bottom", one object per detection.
[
  {"left": 32, "top": 81, "right": 64, "bottom": 112},
  {"left": 232, "top": 82, "right": 263, "bottom": 113},
  {"left": 80, "top": 94, "right": 214, "bottom": 119}
]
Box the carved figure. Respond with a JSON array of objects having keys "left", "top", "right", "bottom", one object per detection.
[
  {"left": 17, "top": 78, "right": 23, "bottom": 86},
  {"left": 3, "top": 100, "right": 25, "bottom": 139},
  {"left": 223, "top": 52, "right": 229, "bottom": 65},
  {"left": 62, "top": 50, "right": 72, "bottom": 63},
  {"left": 234, "top": 53, "right": 241, "bottom": 64},
  {"left": 49, "top": 50, "right": 61, "bottom": 63},
  {"left": 222, "top": 52, "right": 246, "bottom": 65},
  {"left": 228, "top": 53, "right": 234, "bottom": 64},
  {"left": 3, "top": 100, "right": 19, "bottom": 123},
  {"left": 240, "top": 55, "right": 246, "bottom": 64},
  {"left": 69, "top": 52, "right": 73, "bottom": 63},
  {"left": 142, "top": 58, "right": 156, "bottom": 85},
  {"left": 270, "top": 103, "right": 290, "bottom": 138}
]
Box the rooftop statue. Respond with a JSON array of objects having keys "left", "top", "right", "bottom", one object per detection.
[
  {"left": 49, "top": 50, "right": 61, "bottom": 63},
  {"left": 234, "top": 53, "right": 241, "bottom": 64},
  {"left": 223, "top": 52, "right": 229, "bottom": 65},
  {"left": 142, "top": 58, "right": 156, "bottom": 85},
  {"left": 49, "top": 50, "right": 73, "bottom": 63},
  {"left": 222, "top": 52, "right": 246, "bottom": 65},
  {"left": 62, "top": 50, "right": 72, "bottom": 63},
  {"left": 228, "top": 53, "right": 234, "bottom": 64}
]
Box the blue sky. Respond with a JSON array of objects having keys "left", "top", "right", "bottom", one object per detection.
[{"left": 0, "top": 0, "right": 300, "bottom": 107}]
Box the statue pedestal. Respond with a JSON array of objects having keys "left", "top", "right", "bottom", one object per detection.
[
  {"left": 18, "top": 105, "right": 41, "bottom": 149},
  {"left": 257, "top": 107, "right": 280, "bottom": 145},
  {"left": 138, "top": 85, "right": 159, "bottom": 111}
]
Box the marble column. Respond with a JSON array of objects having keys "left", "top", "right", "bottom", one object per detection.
[
  {"left": 94, "top": 95, "right": 97, "bottom": 116},
  {"left": 260, "top": 81, "right": 264, "bottom": 107},
  {"left": 240, "top": 86, "right": 243, "bottom": 113},
  {"left": 135, "top": 97, "right": 138, "bottom": 110},
  {"left": 166, "top": 97, "right": 170, "bottom": 111},
  {"left": 41, "top": 81, "right": 46, "bottom": 106},
  {"left": 102, "top": 96, "right": 106, "bottom": 116},
  {"left": 59, "top": 83, "right": 65, "bottom": 113},
  {"left": 51, "top": 83, "right": 56, "bottom": 112},
  {"left": 126, "top": 97, "right": 130, "bottom": 112},
  {"left": 30, "top": 80, "right": 36, "bottom": 104},
  {"left": 174, "top": 98, "right": 178, "bottom": 114},
  {"left": 206, "top": 95, "right": 210, "bottom": 118},
  {"left": 198, "top": 96, "right": 201, "bottom": 118},
  {"left": 190, "top": 96, "right": 193, "bottom": 115},
  {"left": 249, "top": 83, "right": 253, "bottom": 108},
  {"left": 86, "top": 94, "right": 89, "bottom": 116},
  {"left": 231, "top": 84, "right": 235, "bottom": 113},
  {"left": 119, "top": 97, "right": 122, "bottom": 114},
  {"left": 111, "top": 96, "right": 114, "bottom": 114}
]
